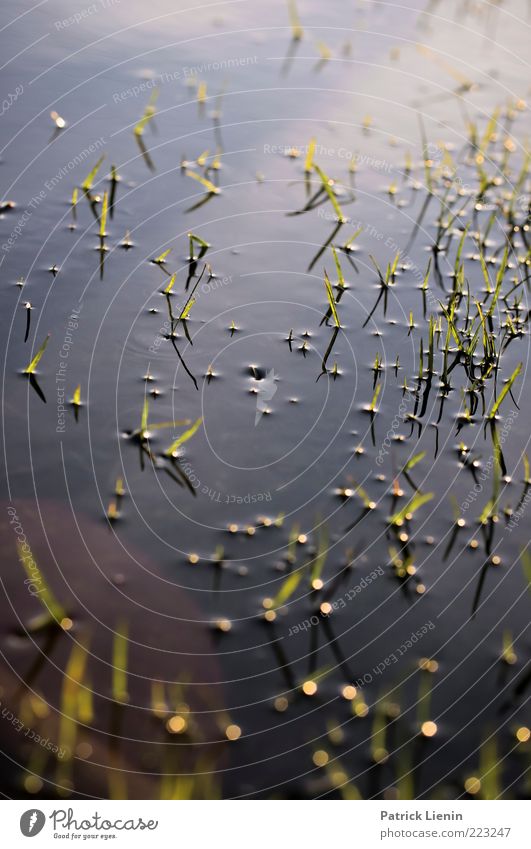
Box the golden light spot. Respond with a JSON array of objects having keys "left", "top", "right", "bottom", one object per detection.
[
  {"left": 60, "top": 617, "right": 73, "bottom": 631},
  {"left": 343, "top": 488, "right": 354, "bottom": 498},
  {"left": 399, "top": 532, "right": 409, "bottom": 543},
  {"left": 373, "top": 747, "right": 389, "bottom": 764},
  {"left": 416, "top": 583, "right": 426, "bottom": 594},
  {"left": 188, "top": 553, "right": 199, "bottom": 564},
  {"left": 469, "top": 539, "right": 479, "bottom": 549},
  {"left": 262, "top": 598, "right": 273, "bottom": 609},
  {"left": 302, "top": 680, "right": 318, "bottom": 696},
  {"left": 274, "top": 696, "right": 288, "bottom": 712},
  {"left": 354, "top": 702, "right": 368, "bottom": 717},
  {"left": 216, "top": 618, "right": 232, "bottom": 632},
  {"left": 225, "top": 724, "right": 241, "bottom": 740},
  {"left": 24, "top": 775, "right": 43, "bottom": 794},
  {"left": 312, "top": 578, "right": 324, "bottom": 591},
  {"left": 261, "top": 517, "right": 272, "bottom": 527},
  {"left": 406, "top": 565, "right": 416, "bottom": 576},
  {"left": 329, "top": 768, "right": 348, "bottom": 786},
  {"left": 491, "top": 555, "right": 501, "bottom": 566},
  {"left": 166, "top": 715, "right": 187, "bottom": 734},
  {"left": 320, "top": 602, "right": 332, "bottom": 615},
  {"left": 457, "top": 518, "right": 466, "bottom": 527},
  {"left": 328, "top": 725, "right": 344, "bottom": 745},
  {"left": 419, "top": 658, "right": 438, "bottom": 673},
  {"left": 313, "top": 749, "right": 329, "bottom": 767},
  {"left": 516, "top": 726, "right": 530, "bottom": 743},
  {"left": 342, "top": 685, "right": 357, "bottom": 700},
  {"left": 421, "top": 721, "right": 437, "bottom": 737},
  {"left": 228, "top": 523, "right": 238, "bottom": 533},
  {"left": 464, "top": 776, "right": 481, "bottom": 795},
  {"left": 246, "top": 526, "right": 255, "bottom": 536},
  {"left": 297, "top": 534, "right": 308, "bottom": 544},
  {"left": 264, "top": 610, "right": 276, "bottom": 622},
  {"left": 76, "top": 742, "right": 93, "bottom": 759},
  {"left": 368, "top": 501, "right": 377, "bottom": 510}
]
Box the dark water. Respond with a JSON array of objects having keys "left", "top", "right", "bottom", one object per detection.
[{"left": 0, "top": 0, "right": 530, "bottom": 799}]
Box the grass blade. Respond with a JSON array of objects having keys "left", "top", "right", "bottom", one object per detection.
[
  {"left": 324, "top": 270, "right": 340, "bottom": 326},
  {"left": 164, "top": 417, "right": 203, "bottom": 457},
  {"left": 23, "top": 334, "right": 50, "bottom": 374}
]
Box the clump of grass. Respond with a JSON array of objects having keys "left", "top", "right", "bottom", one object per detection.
[{"left": 23, "top": 334, "right": 50, "bottom": 374}]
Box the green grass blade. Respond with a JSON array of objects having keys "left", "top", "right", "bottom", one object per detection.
[
  {"left": 324, "top": 270, "right": 340, "bottom": 326},
  {"left": 164, "top": 417, "right": 203, "bottom": 457},
  {"left": 23, "top": 333, "right": 50, "bottom": 374},
  {"left": 487, "top": 363, "right": 522, "bottom": 419},
  {"left": 81, "top": 155, "right": 105, "bottom": 192},
  {"left": 313, "top": 164, "right": 345, "bottom": 221},
  {"left": 390, "top": 492, "right": 434, "bottom": 525}
]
